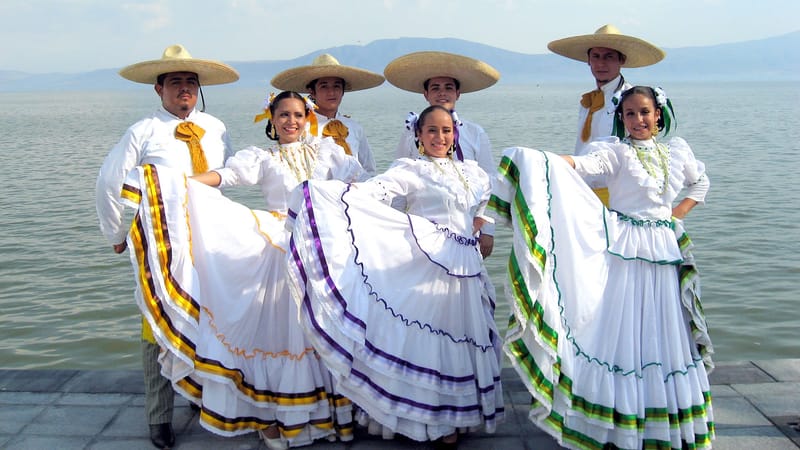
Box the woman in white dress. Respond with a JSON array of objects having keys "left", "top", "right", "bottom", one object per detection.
[
  {"left": 492, "top": 86, "right": 713, "bottom": 449},
  {"left": 285, "top": 105, "right": 505, "bottom": 447},
  {"left": 121, "top": 90, "right": 362, "bottom": 448}
]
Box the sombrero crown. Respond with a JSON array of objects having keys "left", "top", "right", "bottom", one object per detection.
[
  {"left": 271, "top": 54, "right": 385, "bottom": 92},
  {"left": 119, "top": 44, "right": 239, "bottom": 85},
  {"left": 547, "top": 24, "right": 665, "bottom": 68},
  {"left": 384, "top": 51, "right": 500, "bottom": 94}
]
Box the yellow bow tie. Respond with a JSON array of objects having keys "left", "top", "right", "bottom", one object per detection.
[
  {"left": 175, "top": 121, "right": 208, "bottom": 174},
  {"left": 323, "top": 120, "right": 352, "bottom": 155},
  {"left": 579, "top": 89, "right": 605, "bottom": 143}
]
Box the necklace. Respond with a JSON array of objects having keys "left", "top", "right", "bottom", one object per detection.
[
  {"left": 424, "top": 155, "right": 470, "bottom": 191},
  {"left": 629, "top": 139, "right": 670, "bottom": 194},
  {"left": 275, "top": 142, "right": 318, "bottom": 182}
]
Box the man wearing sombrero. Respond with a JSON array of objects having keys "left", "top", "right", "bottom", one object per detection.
[
  {"left": 95, "top": 44, "right": 238, "bottom": 449},
  {"left": 271, "top": 54, "right": 384, "bottom": 177},
  {"left": 384, "top": 51, "right": 500, "bottom": 258},
  {"left": 549, "top": 25, "right": 665, "bottom": 156}
]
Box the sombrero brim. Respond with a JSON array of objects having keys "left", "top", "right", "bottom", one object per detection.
[
  {"left": 548, "top": 34, "right": 665, "bottom": 68},
  {"left": 384, "top": 51, "right": 500, "bottom": 94},
  {"left": 119, "top": 59, "right": 239, "bottom": 85},
  {"left": 271, "top": 65, "right": 385, "bottom": 92}
]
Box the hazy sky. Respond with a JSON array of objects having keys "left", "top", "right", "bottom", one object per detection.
[{"left": 3, "top": 0, "right": 798, "bottom": 73}]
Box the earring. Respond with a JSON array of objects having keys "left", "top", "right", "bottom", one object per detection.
[
  {"left": 266, "top": 122, "right": 279, "bottom": 141},
  {"left": 417, "top": 141, "right": 425, "bottom": 155},
  {"left": 651, "top": 125, "right": 660, "bottom": 136}
]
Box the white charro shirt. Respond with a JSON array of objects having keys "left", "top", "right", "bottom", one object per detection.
[
  {"left": 574, "top": 74, "right": 632, "bottom": 156},
  {"left": 96, "top": 106, "right": 232, "bottom": 245},
  {"left": 315, "top": 112, "right": 376, "bottom": 177}
]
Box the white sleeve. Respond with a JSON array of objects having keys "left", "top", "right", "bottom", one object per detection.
[
  {"left": 394, "top": 128, "right": 416, "bottom": 160},
  {"left": 684, "top": 173, "right": 710, "bottom": 204},
  {"left": 95, "top": 127, "right": 142, "bottom": 245},
  {"left": 474, "top": 126, "right": 497, "bottom": 178},
  {"left": 217, "top": 146, "right": 267, "bottom": 188},
  {"left": 355, "top": 127, "right": 377, "bottom": 177}
]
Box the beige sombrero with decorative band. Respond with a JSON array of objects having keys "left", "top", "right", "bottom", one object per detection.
[
  {"left": 547, "top": 24, "right": 665, "bottom": 68},
  {"left": 119, "top": 44, "right": 239, "bottom": 85},
  {"left": 271, "top": 54, "right": 385, "bottom": 92},
  {"left": 384, "top": 51, "right": 500, "bottom": 93}
]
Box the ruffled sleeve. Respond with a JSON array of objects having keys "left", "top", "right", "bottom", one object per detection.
[
  {"left": 315, "top": 136, "right": 364, "bottom": 182},
  {"left": 216, "top": 146, "right": 269, "bottom": 188},
  {"left": 356, "top": 158, "right": 419, "bottom": 205},
  {"left": 572, "top": 138, "right": 623, "bottom": 180},
  {"left": 667, "top": 137, "right": 710, "bottom": 204}
]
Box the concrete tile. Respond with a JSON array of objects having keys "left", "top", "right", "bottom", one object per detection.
[
  {"left": 0, "top": 369, "right": 79, "bottom": 392},
  {"left": 754, "top": 359, "right": 800, "bottom": 382},
  {"left": 22, "top": 405, "right": 118, "bottom": 436},
  {"left": 0, "top": 391, "right": 60, "bottom": 405},
  {"left": 130, "top": 393, "right": 145, "bottom": 406},
  {"left": 709, "top": 361, "right": 775, "bottom": 385},
  {"left": 61, "top": 369, "right": 144, "bottom": 394},
  {"left": 711, "top": 384, "right": 741, "bottom": 398},
  {"left": 56, "top": 392, "right": 133, "bottom": 406},
  {"left": 101, "top": 405, "right": 148, "bottom": 438},
  {"left": 768, "top": 416, "right": 800, "bottom": 445},
  {"left": 733, "top": 382, "right": 800, "bottom": 417},
  {"left": 88, "top": 437, "right": 154, "bottom": 450},
  {"left": 2, "top": 435, "right": 91, "bottom": 450},
  {"left": 709, "top": 396, "right": 773, "bottom": 428},
  {"left": 0, "top": 404, "right": 45, "bottom": 434},
  {"left": 509, "top": 388, "right": 534, "bottom": 405},
  {"left": 712, "top": 426, "right": 799, "bottom": 450},
  {"left": 168, "top": 431, "right": 261, "bottom": 449}
]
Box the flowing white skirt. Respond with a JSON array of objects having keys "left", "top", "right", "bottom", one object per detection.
[
  {"left": 121, "top": 164, "right": 352, "bottom": 446},
  {"left": 491, "top": 148, "right": 714, "bottom": 450},
  {"left": 285, "top": 179, "right": 505, "bottom": 441}
]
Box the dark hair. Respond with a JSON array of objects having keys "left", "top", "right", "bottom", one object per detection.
[
  {"left": 306, "top": 77, "right": 346, "bottom": 92},
  {"left": 423, "top": 77, "right": 461, "bottom": 91},
  {"left": 586, "top": 48, "right": 626, "bottom": 62},
  {"left": 156, "top": 71, "right": 200, "bottom": 86},
  {"left": 613, "top": 86, "right": 673, "bottom": 137},
  {"left": 415, "top": 105, "right": 453, "bottom": 134},
  {"left": 265, "top": 91, "right": 310, "bottom": 141}
]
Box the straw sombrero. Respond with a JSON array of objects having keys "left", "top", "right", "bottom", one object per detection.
[
  {"left": 547, "top": 24, "right": 665, "bottom": 68},
  {"left": 384, "top": 51, "right": 500, "bottom": 94},
  {"left": 119, "top": 44, "right": 239, "bottom": 85},
  {"left": 271, "top": 54, "right": 385, "bottom": 92}
]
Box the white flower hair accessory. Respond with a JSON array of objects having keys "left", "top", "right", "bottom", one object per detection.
[
  {"left": 304, "top": 95, "right": 318, "bottom": 112},
  {"left": 653, "top": 86, "right": 667, "bottom": 108},
  {"left": 405, "top": 111, "right": 419, "bottom": 131}
]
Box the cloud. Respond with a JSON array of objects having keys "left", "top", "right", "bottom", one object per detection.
[{"left": 122, "top": 1, "right": 170, "bottom": 32}]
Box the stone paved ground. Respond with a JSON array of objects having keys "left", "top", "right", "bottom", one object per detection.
[{"left": 0, "top": 360, "right": 798, "bottom": 449}]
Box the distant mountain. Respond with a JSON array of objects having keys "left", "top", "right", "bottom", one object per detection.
[{"left": 2, "top": 32, "right": 798, "bottom": 92}]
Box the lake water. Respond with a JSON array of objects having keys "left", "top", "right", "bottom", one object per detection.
[{"left": 0, "top": 81, "right": 798, "bottom": 370}]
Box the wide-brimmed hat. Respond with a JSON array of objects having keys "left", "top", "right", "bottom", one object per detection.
[
  {"left": 384, "top": 51, "right": 500, "bottom": 94},
  {"left": 271, "top": 54, "right": 385, "bottom": 92},
  {"left": 119, "top": 44, "right": 239, "bottom": 85},
  {"left": 547, "top": 24, "right": 665, "bottom": 68}
]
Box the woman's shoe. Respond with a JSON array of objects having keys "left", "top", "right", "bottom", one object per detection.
[{"left": 258, "top": 428, "right": 288, "bottom": 450}]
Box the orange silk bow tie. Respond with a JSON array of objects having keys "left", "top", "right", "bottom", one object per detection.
[
  {"left": 322, "top": 120, "right": 352, "bottom": 155},
  {"left": 175, "top": 121, "right": 208, "bottom": 174},
  {"left": 579, "top": 89, "right": 605, "bottom": 143}
]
